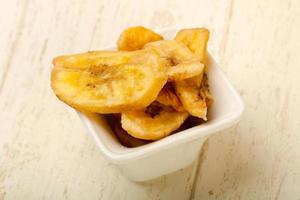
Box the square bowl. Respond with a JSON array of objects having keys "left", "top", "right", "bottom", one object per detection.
[{"left": 77, "top": 27, "right": 244, "bottom": 182}]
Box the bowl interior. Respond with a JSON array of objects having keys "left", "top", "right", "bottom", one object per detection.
[{"left": 77, "top": 27, "right": 244, "bottom": 162}]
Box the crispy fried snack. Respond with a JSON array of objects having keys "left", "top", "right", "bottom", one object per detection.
[
  {"left": 199, "top": 74, "right": 213, "bottom": 107},
  {"left": 121, "top": 102, "right": 188, "bottom": 140},
  {"left": 112, "top": 115, "right": 150, "bottom": 147},
  {"left": 144, "top": 40, "right": 204, "bottom": 81},
  {"left": 174, "top": 28, "right": 212, "bottom": 120},
  {"left": 175, "top": 73, "right": 213, "bottom": 120},
  {"left": 51, "top": 49, "right": 167, "bottom": 113},
  {"left": 51, "top": 26, "right": 214, "bottom": 145},
  {"left": 156, "top": 83, "right": 184, "bottom": 112},
  {"left": 117, "top": 26, "right": 163, "bottom": 51},
  {"left": 175, "top": 28, "right": 209, "bottom": 64}
]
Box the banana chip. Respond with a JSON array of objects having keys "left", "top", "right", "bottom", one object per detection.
[
  {"left": 175, "top": 73, "right": 213, "bottom": 120},
  {"left": 174, "top": 28, "right": 212, "bottom": 120},
  {"left": 175, "top": 28, "right": 209, "bottom": 65},
  {"left": 111, "top": 115, "right": 150, "bottom": 147},
  {"left": 51, "top": 49, "right": 167, "bottom": 113},
  {"left": 144, "top": 40, "right": 204, "bottom": 81},
  {"left": 156, "top": 83, "right": 184, "bottom": 112},
  {"left": 118, "top": 26, "right": 163, "bottom": 51},
  {"left": 121, "top": 102, "right": 188, "bottom": 140}
]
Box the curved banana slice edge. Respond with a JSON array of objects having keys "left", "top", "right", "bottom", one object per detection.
[
  {"left": 144, "top": 40, "right": 204, "bottom": 81},
  {"left": 117, "top": 26, "right": 163, "bottom": 51},
  {"left": 121, "top": 102, "right": 189, "bottom": 140},
  {"left": 51, "top": 49, "right": 168, "bottom": 113},
  {"left": 156, "top": 83, "right": 185, "bottom": 112}
]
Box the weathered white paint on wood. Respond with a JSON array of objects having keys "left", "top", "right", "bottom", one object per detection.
[
  {"left": 193, "top": 0, "right": 300, "bottom": 199},
  {"left": 0, "top": 0, "right": 299, "bottom": 199}
]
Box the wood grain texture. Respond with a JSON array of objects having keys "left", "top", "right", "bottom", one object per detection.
[
  {"left": 192, "top": 0, "right": 300, "bottom": 199},
  {"left": 0, "top": 0, "right": 299, "bottom": 199}
]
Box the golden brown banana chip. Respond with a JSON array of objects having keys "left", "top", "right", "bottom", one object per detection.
[
  {"left": 51, "top": 49, "right": 168, "bottom": 113},
  {"left": 117, "top": 26, "right": 163, "bottom": 51},
  {"left": 175, "top": 73, "right": 212, "bottom": 120},
  {"left": 156, "top": 83, "right": 184, "bottom": 112},
  {"left": 144, "top": 40, "right": 204, "bottom": 81},
  {"left": 175, "top": 28, "right": 209, "bottom": 65},
  {"left": 111, "top": 115, "right": 150, "bottom": 147},
  {"left": 199, "top": 74, "right": 213, "bottom": 107},
  {"left": 121, "top": 102, "right": 188, "bottom": 140},
  {"left": 174, "top": 28, "right": 212, "bottom": 120}
]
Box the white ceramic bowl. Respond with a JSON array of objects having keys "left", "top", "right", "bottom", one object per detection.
[{"left": 77, "top": 27, "right": 244, "bottom": 182}]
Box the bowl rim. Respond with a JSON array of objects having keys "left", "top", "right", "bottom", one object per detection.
[{"left": 77, "top": 27, "right": 245, "bottom": 164}]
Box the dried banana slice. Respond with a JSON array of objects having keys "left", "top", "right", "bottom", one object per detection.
[
  {"left": 199, "top": 74, "right": 213, "bottom": 107},
  {"left": 51, "top": 49, "right": 167, "bottom": 113},
  {"left": 111, "top": 115, "right": 150, "bottom": 147},
  {"left": 174, "top": 28, "right": 212, "bottom": 120},
  {"left": 175, "top": 28, "right": 209, "bottom": 65},
  {"left": 144, "top": 40, "right": 204, "bottom": 81},
  {"left": 117, "top": 26, "right": 163, "bottom": 51},
  {"left": 121, "top": 102, "right": 188, "bottom": 140},
  {"left": 156, "top": 83, "right": 184, "bottom": 112},
  {"left": 175, "top": 74, "right": 212, "bottom": 120}
]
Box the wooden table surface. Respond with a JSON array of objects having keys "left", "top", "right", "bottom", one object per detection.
[{"left": 1, "top": 0, "right": 300, "bottom": 199}]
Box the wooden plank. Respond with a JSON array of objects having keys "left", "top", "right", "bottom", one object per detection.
[{"left": 192, "top": 0, "right": 300, "bottom": 199}]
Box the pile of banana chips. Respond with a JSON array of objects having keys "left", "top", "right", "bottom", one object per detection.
[{"left": 51, "top": 26, "right": 213, "bottom": 146}]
